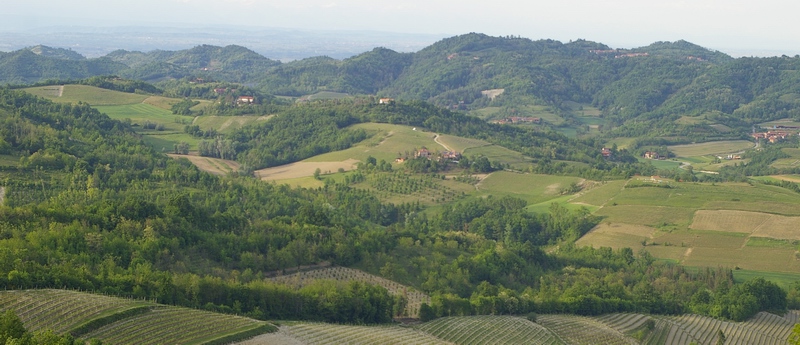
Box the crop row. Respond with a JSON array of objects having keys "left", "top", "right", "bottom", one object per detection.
[
  {"left": 417, "top": 315, "right": 561, "bottom": 345},
  {"left": 666, "top": 313, "right": 794, "bottom": 345},
  {"left": 0, "top": 289, "right": 146, "bottom": 333},
  {"left": 284, "top": 322, "right": 448, "bottom": 345},
  {"left": 537, "top": 314, "right": 637, "bottom": 345},
  {"left": 82, "top": 306, "right": 265, "bottom": 345},
  {"left": 266, "top": 266, "right": 429, "bottom": 316},
  {"left": 595, "top": 313, "right": 652, "bottom": 333}
]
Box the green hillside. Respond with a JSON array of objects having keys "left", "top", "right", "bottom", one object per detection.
[{"left": 0, "top": 289, "right": 275, "bottom": 345}]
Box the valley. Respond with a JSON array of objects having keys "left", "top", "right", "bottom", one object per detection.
[{"left": 2, "top": 32, "right": 800, "bottom": 344}]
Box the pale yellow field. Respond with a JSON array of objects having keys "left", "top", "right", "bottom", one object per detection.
[
  {"left": 168, "top": 154, "right": 240, "bottom": 176},
  {"left": 575, "top": 223, "right": 654, "bottom": 249},
  {"left": 682, "top": 247, "right": 800, "bottom": 272},
  {"left": 689, "top": 210, "right": 772, "bottom": 233},
  {"left": 668, "top": 140, "right": 753, "bottom": 157},
  {"left": 690, "top": 210, "right": 800, "bottom": 239},
  {"left": 255, "top": 159, "right": 360, "bottom": 181}
]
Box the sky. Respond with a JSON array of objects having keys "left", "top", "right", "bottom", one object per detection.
[{"left": 3, "top": 0, "right": 800, "bottom": 56}]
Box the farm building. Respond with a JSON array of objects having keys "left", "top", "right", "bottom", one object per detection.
[
  {"left": 237, "top": 96, "right": 255, "bottom": 104},
  {"left": 643, "top": 151, "right": 660, "bottom": 159},
  {"left": 379, "top": 98, "right": 395, "bottom": 104}
]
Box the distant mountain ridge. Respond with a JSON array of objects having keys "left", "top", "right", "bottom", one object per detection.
[{"left": 2, "top": 34, "right": 799, "bottom": 138}]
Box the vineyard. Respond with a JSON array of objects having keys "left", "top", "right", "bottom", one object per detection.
[
  {"left": 416, "top": 315, "right": 560, "bottom": 345},
  {"left": 281, "top": 322, "right": 449, "bottom": 345},
  {"left": 0, "top": 289, "right": 276, "bottom": 345},
  {"left": 0, "top": 289, "right": 150, "bottom": 334},
  {"left": 266, "top": 266, "right": 429, "bottom": 317},
  {"left": 82, "top": 306, "right": 271, "bottom": 345},
  {"left": 537, "top": 314, "right": 638, "bottom": 345}
]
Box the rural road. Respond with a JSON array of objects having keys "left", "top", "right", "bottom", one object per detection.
[
  {"left": 0, "top": 186, "right": 4, "bottom": 206},
  {"left": 433, "top": 134, "right": 452, "bottom": 151}
]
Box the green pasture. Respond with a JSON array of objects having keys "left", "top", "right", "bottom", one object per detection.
[
  {"left": 733, "top": 269, "right": 800, "bottom": 290},
  {"left": 745, "top": 237, "right": 798, "bottom": 249},
  {"left": 142, "top": 133, "right": 201, "bottom": 152},
  {"left": 95, "top": 103, "right": 194, "bottom": 132},
  {"left": 477, "top": 171, "right": 582, "bottom": 205},
  {"left": 639, "top": 158, "right": 681, "bottom": 170},
  {"left": 595, "top": 205, "right": 694, "bottom": 228},
  {"left": 297, "top": 91, "right": 352, "bottom": 101},
  {"left": 23, "top": 85, "right": 150, "bottom": 105},
  {"left": 668, "top": 140, "right": 753, "bottom": 157},
  {"left": 305, "top": 123, "right": 440, "bottom": 164},
  {"left": 436, "top": 134, "right": 490, "bottom": 152},
  {"left": 193, "top": 115, "right": 272, "bottom": 134},
  {"left": 605, "top": 138, "right": 637, "bottom": 150},
  {"left": 528, "top": 195, "right": 598, "bottom": 214},
  {"left": 463, "top": 145, "right": 531, "bottom": 169},
  {"left": 570, "top": 180, "right": 626, "bottom": 206},
  {"left": 759, "top": 118, "right": 800, "bottom": 128}
]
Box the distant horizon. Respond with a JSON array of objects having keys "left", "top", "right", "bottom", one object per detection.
[
  {"left": 4, "top": 0, "right": 800, "bottom": 59},
  {"left": 1, "top": 24, "right": 799, "bottom": 61}
]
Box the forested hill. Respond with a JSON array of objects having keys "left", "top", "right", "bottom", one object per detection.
[
  {"left": 3, "top": 33, "right": 800, "bottom": 136},
  {"left": 1, "top": 87, "right": 789, "bottom": 325}
]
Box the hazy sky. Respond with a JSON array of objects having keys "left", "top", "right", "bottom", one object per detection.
[{"left": 4, "top": 0, "right": 800, "bottom": 56}]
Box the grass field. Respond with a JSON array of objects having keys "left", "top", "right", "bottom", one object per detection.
[
  {"left": 463, "top": 145, "right": 531, "bottom": 169},
  {"left": 193, "top": 115, "right": 273, "bottom": 134},
  {"left": 305, "top": 123, "right": 441, "bottom": 164},
  {"left": 435, "top": 134, "right": 491, "bottom": 152},
  {"left": 573, "top": 179, "right": 800, "bottom": 274},
  {"left": 668, "top": 140, "right": 753, "bottom": 157},
  {"left": 23, "top": 85, "right": 150, "bottom": 105},
  {"left": 477, "top": 171, "right": 582, "bottom": 205},
  {"left": 95, "top": 103, "right": 194, "bottom": 132}
]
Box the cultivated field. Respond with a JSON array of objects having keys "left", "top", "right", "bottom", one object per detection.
[
  {"left": 477, "top": 172, "right": 583, "bottom": 205},
  {"left": 169, "top": 154, "right": 241, "bottom": 176},
  {"left": 435, "top": 134, "right": 491, "bottom": 152},
  {"left": 0, "top": 289, "right": 275, "bottom": 345},
  {"left": 256, "top": 159, "right": 360, "bottom": 181},
  {"left": 668, "top": 140, "right": 753, "bottom": 157},
  {"left": 0, "top": 289, "right": 149, "bottom": 334},
  {"left": 22, "top": 85, "right": 150, "bottom": 105},
  {"left": 266, "top": 266, "right": 429, "bottom": 317},
  {"left": 193, "top": 115, "right": 273, "bottom": 134},
  {"left": 305, "top": 123, "right": 441, "bottom": 164},
  {"left": 573, "top": 179, "right": 800, "bottom": 273},
  {"left": 418, "top": 315, "right": 559, "bottom": 345}
]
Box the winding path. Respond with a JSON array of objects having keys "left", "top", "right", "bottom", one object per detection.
[
  {"left": 0, "top": 186, "right": 5, "bottom": 206},
  {"left": 433, "top": 134, "right": 452, "bottom": 152}
]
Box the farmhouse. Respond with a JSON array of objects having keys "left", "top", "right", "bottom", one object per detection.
[
  {"left": 601, "top": 147, "right": 612, "bottom": 158},
  {"left": 440, "top": 151, "right": 462, "bottom": 160},
  {"left": 414, "top": 148, "right": 431, "bottom": 159},
  {"left": 379, "top": 98, "right": 395, "bottom": 105},
  {"left": 237, "top": 96, "right": 255, "bottom": 104},
  {"left": 643, "top": 151, "right": 660, "bottom": 159}
]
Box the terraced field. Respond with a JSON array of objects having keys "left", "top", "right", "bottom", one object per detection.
[
  {"left": 267, "top": 266, "right": 429, "bottom": 317},
  {"left": 417, "top": 315, "right": 560, "bottom": 345}
]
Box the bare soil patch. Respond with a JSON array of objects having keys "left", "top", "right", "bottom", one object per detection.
[
  {"left": 256, "top": 159, "right": 360, "bottom": 181},
  {"left": 481, "top": 88, "right": 505, "bottom": 100}
]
